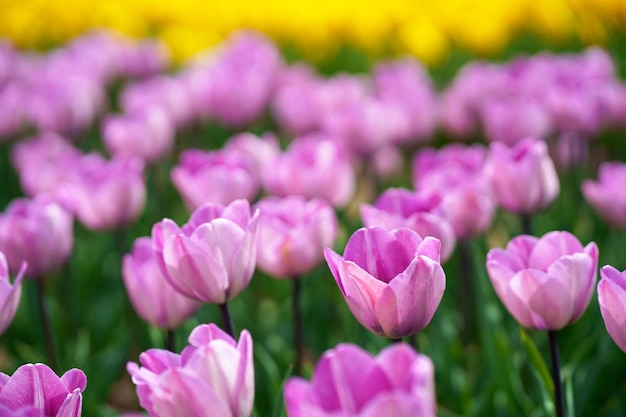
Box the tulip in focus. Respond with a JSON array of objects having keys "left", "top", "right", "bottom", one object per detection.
[
  {"left": 0, "top": 198, "right": 73, "bottom": 278},
  {"left": 485, "top": 137, "right": 560, "bottom": 214},
  {"left": 598, "top": 266, "right": 626, "bottom": 353},
  {"left": 0, "top": 251, "right": 24, "bottom": 335},
  {"left": 0, "top": 363, "right": 86, "bottom": 417},
  {"left": 152, "top": 199, "right": 259, "bottom": 304},
  {"left": 486, "top": 231, "right": 598, "bottom": 330},
  {"left": 582, "top": 161, "right": 626, "bottom": 230},
  {"left": 254, "top": 196, "right": 337, "bottom": 278},
  {"left": 123, "top": 237, "right": 200, "bottom": 329},
  {"left": 325, "top": 227, "right": 445, "bottom": 338},
  {"left": 285, "top": 343, "right": 436, "bottom": 417},
  {"left": 127, "top": 323, "right": 254, "bottom": 417}
]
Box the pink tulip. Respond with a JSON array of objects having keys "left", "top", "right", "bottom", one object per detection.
[
  {"left": 0, "top": 364, "right": 86, "bottom": 417},
  {"left": 262, "top": 133, "right": 356, "bottom": 208},
  {"left": 152, "top": 199, "right": 259, "bottom": 304},
  {"left": 485, "top": 137, "right": 560, "bottom": 214},
  {"left": 0, "top": 198, "right": 73, "bottom": 278},
  {"left": 123, "top": 237, "right": 200, "bottom": 329},
  {"left": 486, "top": 231, "right": 598, "bottom": 330},
  {"left": 285, "top": 343, "right": 436, "bottom": 417},
  {"left": 582, "top": 162, "right": 626, "bottom": 230},
  {"left": 361, "top": 188, "right": 456, "bottom": 262},
  {"left": 254, "top": 196, "right": 337, "bottom": 278},
  {"left": 598, "top": 265, "right": 626, "bottom": 352},
  {"left": 0, "top": 251, "right": 24, "bottom": 335},
  {"left": 127, "top": 323, "right": 254, "bottom": 417},
  {"left": 324, "top": 227, "right": 445, "bottom": 338}
]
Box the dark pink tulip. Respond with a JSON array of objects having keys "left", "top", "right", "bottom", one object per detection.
[
  {"left": 59, "top": 155, "right": 146, "bottom": 231},
  {"left": 285, "top": 343, "right": 436, "bottom": 417},
  {"left": 598, "top": 266, "right": 626, "bottom": 352},
  {"left": 171, "top": 148, "right": 260, "bottom": 211},
  {"left": 254, "top": 196, "right": 337, "bottom": 278},
  {"left": 361, "top": 188, "right": 456, "bottom": 262},
  {"left": 486, "top": 231, "right": 598, "bottom": 330},
  {"left": 0, "top": 364, "right": 86, "bottom": 417},
  {"left": 0, "top": 251, "right": 24, "bottom": 335},
  {"left": 262, "top": 133, "right": 356, "bottom": 208},
  {"left": 127, "top": 323, "right": 254, "bottom": 417},
  {"left": 102, "top": 106, "right": 175, "bottom": 163},
  {"left": 485, "top": 137, "right": 560, "bottom": 214},
  {"left": 152, "top": 199, "right": 259, "bottom": 304},
  {"left": 123, "top": 237, "right": 200, "bottom": 329},
  {"left": 325, "top": 227, "right": 445, "bottom": 338},
  {"left": 0, "top": 198, "right": 73, "bottom": 279},
  {"left": 582, "top": 162, "right": 626, "bottom": 230}
]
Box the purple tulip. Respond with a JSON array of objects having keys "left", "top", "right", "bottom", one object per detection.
[
  {"left": 480, "top": 96, "right": 552, "bottom": 145},
  {"left": 598, "top": 266, "right": 626, "bottom": 352},
  {"left": 0, "top": 251, "right": 24, "bottom": 335},
  {"left": 485, "top": 137, "right": 560, "bottom": 214},
  {"left": 0, "top": 363, "right": 86, "bottom": 417},
  {"left": 123, "top": 237, "right": 200, "bottom": 329},
  {"left": 152, "top": 199, "right": 259, "bottom": 304},
  {"left": 582, "top": 161, "right": 626, "bottom": 230},
  {"left": 262, "top": 133, "right": 356, "bottom": 208},
  {"left": 324, "top": 227, "right": 445, "bottom": 338},
  {"left": 486, "top": 231, "right": 598, "bottom": 330},
  {"left": 171, "top": 148, "right": 260, "bottom": 211},
  {"left": 102, "top": 106, "right": 175, "bottom": 163},
  {"left": 361, "top": 188, "right": 456, "bottom": 262},
  {"left": 223, "top": 132, "right": 281, "bottom": 178},
  {"left": 0, "top": 81, "right": 26, "bottom": 139},
  {"left": 0, "top": 198, "right": 73, "bottom": 279},
  {"left": 58, "top": 154, "right": 146, "bottom": 231},
  {"left": 127, "top": 323, "right": 254, "bottom": 417},
  {"left": 254, "top": 196, "right": 338, "bottom": 278},
  {"left": 285, "top": 343, "right": 436, "bottom": 417}
]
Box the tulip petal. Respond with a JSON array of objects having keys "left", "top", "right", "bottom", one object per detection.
[
  {"left": 547, "top": 253, "right": 595, "bottom": 323},
  {"left": 527, "top": 231, "right": 584, "bottom": 271},
  {"left": 0, "top": 364, "right": 69, "bottom": 416},
  {"left": 59, "top": 370, "right": 87, "bottom": 392},
  {"left": 360, "top": 392, "right": 431, "bottom": 417},
  {"left": 598, "top": 267, "right": 626, "bottom": 352},
  {"left": 54, "top": 390, "right": 82, "bottom": 417}
]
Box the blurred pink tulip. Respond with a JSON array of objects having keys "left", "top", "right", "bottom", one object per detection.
[
  {"left": 582, "top": 162, "right": 626, "bottom": 230},
  {"left": 123, "top": 237, "right": 200, "bottom": 329},
  {"left": 0, "top": 363, "right": 86, "bottom": 417},
  {"left": 127, "top": 323, "right": 254, "bottom": 417},
  {"left": 0, "top": 198, "right": 73, "bottom": 278},
  {"left": 152, "top": 199, "right": 259, "bottom": 304},
  {"left": 254, "top": 196, "right": 338, "bottom": 278},
  {"left": 325, "top": 227, "right": 445, "bottom": 338},
  {"left": 263, "top": 133, "right": 356, "bottom": 208},
  {"left": 285, "top": 343, "right": 436, "bottom": 417},
  {"left": 486, "top": 137, "right": 560, "bottom": 214},
  {"left": 598, "top": 265, "right": 626, "bottom": 353},
  {"left": 0, "top": 251, "right": 24, "bottom": 335},
  {"left": 486, "top": 231, "right": 598, "bottom": 330}
]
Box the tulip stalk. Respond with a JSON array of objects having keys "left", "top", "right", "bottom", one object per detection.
[
  {"left": 292, "top": 276, "right": 305, "bottom": 375},
  {"left": 521, "top": 214, "right": 533, "bottom": 236},
  {"left": 459, "top": 240, "right": 476, "bottom": 343},
  {"left": 166, "top": 329, "right": 175, "bottom": 352},
  {"left": 548, "top": 330, "right": 565, "bottom": 417},
  {"left": 36, "top": 279, "right": 58, "bottom": 370},
  {"left": 219, "top": 302, "right": 235, "bottom": 338}
]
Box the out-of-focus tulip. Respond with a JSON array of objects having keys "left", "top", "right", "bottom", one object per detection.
[
  {"left": 263, "top": 133, "right": 355, "bottom": 208},
  {"left": 0, "top": 198, "right": 73, "bottom": 278},
  {"left": 0, "top": 251, "right": 24, "bottom": 335},
  {"left": 223, "top": 132, "right": 280, "bottom": 178},
  {"left": 123, "top": 237, "right": 200, "bottom": 329},
  {"left": 171, "top": 148, "right": 259, "bottom": 211},
  {"left": 480, "top": 97, "right": 552, "bottom": 145},
  {"left": 127, "top": 323, "right": 254, "bottom": 417},
  {"left": 598, "top": 266, "right": 626, "bottom": 353},
  {"left": 582, "top": 162, "right": 626, "bottom": 230},
  {"left": 0, "top": 363, "right": 86, "bottom": 417},
  {"left": 361, "top": 188, "right": 456, "bottom": 262},
  {"left": 485, "top": 137, "right": 560, "bottom": 214},
  {"left": 59, "top": 154, "right": 146, "bottom": 231},
  {"left": 325, "top": 227, "right": 445, "bottom": 338},
  {"left": 102, "top": 106, "right": 175, "bottom": 163},
  {"left": 486, "top": 231, "right": 598, "bottom": 330},
  {"left": 255, "top": 196, "right": 337, "bottom": 278},
  {"left": 285, "top": 343, "right": 436, "bottom": 417},
  {"left": 152, "top": 199, "right": 259, "bottom": 304}
]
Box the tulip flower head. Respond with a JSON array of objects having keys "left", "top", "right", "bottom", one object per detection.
[
  {"left": 325, "top": 227, "right": 445, "bottom": 338},
  {"left": 598, "top": 266, "right": 626, "bottom": 353},
  {"left": 128, "top": 323, "right": 254, "bottom": 417},
  {"left": 582, "top": 161, "right": 626, "bottom": 230},
  {"left": 285, "top": 343, "right": 436, "bottom": 417},
  {"left": 486, "top": 231, "right": 598, "bottom": 330}
]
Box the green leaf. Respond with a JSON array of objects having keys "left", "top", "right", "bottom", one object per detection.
[{"left": 519, "top": 328, "right": 554, "bottom": 396}]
